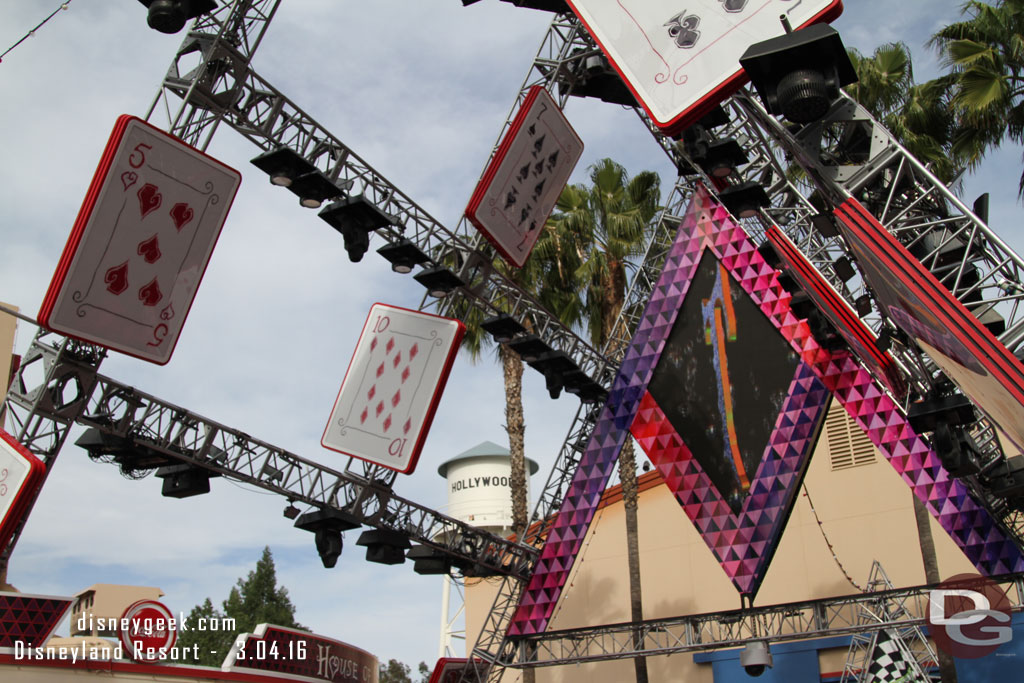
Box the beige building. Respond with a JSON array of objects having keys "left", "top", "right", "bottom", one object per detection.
[{"left": 465, "top": 399, "right": 1001, "bottom": 682}]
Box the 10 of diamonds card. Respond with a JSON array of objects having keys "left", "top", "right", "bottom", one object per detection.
[
  {"left": 38, "top": 115, "right": 241, "bottom": 364},
  {"left": 0, "top": 429, "right": 46, "bottom": 553},
  {"left": 322, "top": 304, "right": 466, "bottom": 474},
  {"left": 466, "top": 86, "right": 583, "bottom": 268}
]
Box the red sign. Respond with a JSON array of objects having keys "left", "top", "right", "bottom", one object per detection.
[
  {"left": 224, "top": 624, "right": 378, "bottom": 683},
  {"left": 118, "top": 599, "right": 177, "bottom": 663},
  {"left": 928, "top": 573, "right": 1013, "bottom": 659}
]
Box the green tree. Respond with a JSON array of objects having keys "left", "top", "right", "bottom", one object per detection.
[
  {"left": 543, "top": 158, "right": 661, "bottom": 683},
  {"left": 930, "top": 0, "right": 1024, "bottom": 197},
  {"left": 377, "top": 658, "right": 431, "bottom": 683},
  {"left": 176, "top": 546, "right": 304, "bottom": 666}
]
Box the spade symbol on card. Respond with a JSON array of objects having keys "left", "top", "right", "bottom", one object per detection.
[
  {"left": 137, "top": 183, "right": 162, "bottom": 219},
  {"left": 504, "top": 187, "right": 519, "bottom": 210},
  {"left": 532, "top": 179, "right": 546, "bottom": 201},
  {"left": 533, "top": 160, "right": 545, "bottom": 177},
  {"left": 532, "top": 135, "right": 546, "bottom": 158},
  {"left": 137, "top": 235, "right": 162, "bottom": 264},
  {"left": 517, "top": 163, "right": 530, "bottom": 183},
  {"left": 121, "top": 171, "right": 138, "bottom": 191},
  {"left": 160, "top": 303, "right": 175, "bottom": 321},
  {"left": 169, "top": 202, "right": 194, "bottom": 231},
  {"left": 719, "top": 0, "right": 748, "bottom": 11},
  {"left": 519, "top": 205, "right": 533, "bottom": 225},
  {"left": 527, "top": 123, "right": 536, "bottom": 136},
  {"left": 547, "top": 150, "right": 559, "bottom": 172},
  {"left": 104, "top": 261, "right": 129, "bottom": 296},
  {"left": 138, "top": 278, "right": 163, "bottom": 307}
]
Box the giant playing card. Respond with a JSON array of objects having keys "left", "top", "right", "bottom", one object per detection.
[
  {"left": 466, "top": 86, "right": 583, "bottom": 268},
  {"left": 567, "top": 0, "right": 842, "bottom": 134},
  {"left": 322, "top": 304, "right": 465, "bottom": 474},
  {"left": 38, "top": 115, "right": 241, "bottom": 364},
  {"left": 0, "top": 429, "right": 46, "bottom": 553}
]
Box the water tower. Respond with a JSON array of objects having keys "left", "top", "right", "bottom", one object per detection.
[{"left": 434, "top": 440, "right": 539, "bottom": 657}]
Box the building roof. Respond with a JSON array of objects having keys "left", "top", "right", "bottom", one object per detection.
[{"left": 437, "top": 440, "right": 540, "bottom": 477}]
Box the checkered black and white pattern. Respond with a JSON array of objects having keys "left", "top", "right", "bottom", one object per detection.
[{"left": 865, "top": 629, "right": 915, "bottom": 683}]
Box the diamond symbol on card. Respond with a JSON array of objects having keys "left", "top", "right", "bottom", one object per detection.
[
  {"left": 376, "top": 401, "right": 384, "bottom": 418},
  {"left": 383, "top": 415, "right": 392, "bottom": 432},
  {"left": 376, "top": 362, "right": 385, "bottom": 378},
  {"left": 393, "top": 351, "right": 402, "bottom": 369},
  {"left": 367, "top": 386, "right": 376, "bottom": 401},
  {"left": 370, "top": 337, "right": 377, "bottom": 352},
  {"left": 401, "top": 367, "right": 410, "bottom": 383},
  {"left": 360, "top": 407, "right": 368, "bottom": 424},
  {"left": 403, "top": 418, "right": 411, "bottom": 435},
  {"left": 410, "top": 343, "right": 418, "bottom": 360},
  {"left": 386, "top": 338, "right": 395, "bottom": 354},
  {"left": 391, "top": 390, "right": 401, "bottom": 408}
]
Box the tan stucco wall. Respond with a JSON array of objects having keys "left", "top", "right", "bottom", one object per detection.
[{"left": 466, "top": 400, "right": 978, "bottom": 682}]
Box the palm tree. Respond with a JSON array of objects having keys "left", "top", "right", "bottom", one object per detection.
[
  {"left": 929, "top": 0, "right": 1024, "bottom": 196},
  {"left": 541, "top": 158, "right": 661, "bottom": 683}
]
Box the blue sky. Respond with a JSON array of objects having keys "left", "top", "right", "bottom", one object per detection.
[{"left": 0, "top": 0, "right": 1021, "bottom": 673}]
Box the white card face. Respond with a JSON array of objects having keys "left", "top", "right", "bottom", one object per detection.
[
  {"left": 0, "top": 431, "right": 40, "bottom": 543},
  {"left": 322, "top": 304, "right": 465, "bottom": 474},
  {"left": 41, "top": 116, "right": 241, "bottom": 364},
  {"left": 467, "top": 87, "right": 583, "bottom": 268},
  {"left": 568, "top": 0, "right": 841, "bottom": 131}
]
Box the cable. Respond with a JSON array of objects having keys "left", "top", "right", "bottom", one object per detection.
[
  {"left": 802, "top": 482, "right": 865, "bottom": 592},
  {"left": 1, "top": 2, "right": 72, "bottom": 64}
]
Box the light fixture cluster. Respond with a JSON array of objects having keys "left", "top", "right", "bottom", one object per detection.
[
  {"left": 481, "top": 314, "right": 608, "bottom": 404},
  {"left": 251, "top": 148, "right": 465, "bottom": 296},
  {"left": 137, "top": 0, "right": 216, "bottom": 34}
]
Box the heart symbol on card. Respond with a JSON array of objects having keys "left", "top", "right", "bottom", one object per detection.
[
  {"left": 104, "top": 262, "right": 129, "bottom": 295},
  {"left": 169, "top": 202, "right": 194, "bottom": 231},
  {"left": 121, "top": 171, "right": 138, "bottom": 191},
  {"left": 137, "top": 183, "right": 162, "bottom": 219},
  {"left": 137, "top": 235, "right": 161, "bottom": 264},
  {"left": 138, "top": 277, "right": 163, "bottom": 307}
]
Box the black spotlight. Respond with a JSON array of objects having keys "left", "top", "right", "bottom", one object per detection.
[
  {"left": 507, "top": 334, "right": 552, "bottom": 363},
  {"left": 693, "top": 138, "right": 749, "bottom": 179},
  {"left": 528, "top": 351, "right": 580, "bottom": 400},
  {"left": 319, "top": 196, "right": 397, "bottom": 263},
  {"left": 481, "top": 314, "right": 527, "bottom": 344},
  {"left": 718, "top": 181, "right": 770, "bottom": 219},
  {"left": 356, "top": 529, "right": 411, "bottom": 565},
  {"left": 155, "top": 463, "right": 218, "bottom": 498},
  {"left": 251, "top": 148, "right": 316, "bottom": 188},
  {"left": 561, "top": 52, "right": 638, "bottom": 107},
  {"left": 833, "top": 256, "right": 856, "bottom": 283},
  {"left": 931, "top": 423, "right": 981, "bottom": 477},
  {"left": 739, "top": 24, "right": 857, "bottom": 124},
  {"left": 854, "top": 293, "right": 873, "bottom": 317},
  {"left": 138, "top": 0, "right": 216, "bottom": 34},
  {"left": 377, "top": 239, "right": 429, "bottom": 274},
  {"left": 499, "top": 0, "right": 570, "bottom": 11},
  {"left": 906, "top": 393, "right": 976, "bottom": 435},
  {"left": 414, "top": 266, "right": 464, "bottom": 298},
  {"left": 294, "top": 508, "right": 360, "bottom": 569},
  {"left": 561, "top": 369, "right": 608, "bottom": 405},
  {"left": 407, "top": 544, "right": 451, "bottom": 575}
]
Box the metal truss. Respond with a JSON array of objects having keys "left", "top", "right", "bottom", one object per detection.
[
  {"left": 1, "top": 329, "right": 537, "bottom": 578},
  {"left": 492, "top": 573, "right": 1024, "bottom": 668},
  {"left": 841, "top": 562, "right": 935, "bottom": 683}
]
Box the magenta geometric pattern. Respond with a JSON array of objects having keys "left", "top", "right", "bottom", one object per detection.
[
  {"left": 632, "top": 363, "right": 828, "bottom": 598},
  {"left": 507, "top": 185, "right": 1024, "bottom": 637},
  {"left": 0, "top": 593, "right": 72, "bottom": 648}
]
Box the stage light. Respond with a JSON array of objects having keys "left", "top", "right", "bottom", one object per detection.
[
  {"left": 377, "top": 239, "right": 429, "bottom": 274},
  {"left": 290, "top": 172, "right": 346, "bottom": 209},
  {"left": 931, "top": 423, "right": 982, "bottom": 478},
  {"left": 854, "top": 294, "right": 873, "bottom": 318},
  {"left": 696, "top": 138, "right": 749, "bottom": 179},
  {"left": 481, "top": 314, "right": 527, "bottom": 344},
  {"left": 906, "top": 393, "right": 976, "bottom": 435},
  {"left": 137, "top": 0, "right": 216, "bottom": 34},
  {"left": 833, "top": 256, "right": 856, "bottom": 283},
  {"left": 283, "top": 502, "right": 301, "bottom": 520},
  {"left": 718, "top": 181, "right": 770, "bottom": 219},
  {"left": 560, "top": 369, "right": 608, "bottom": 405},
  {"left": 740, "top": 24, "right": 856, "bottom": 124},
  {"left": 319, "top": 195, "right": 399, "bottom": 262},
  {"left": 740, "top": 641, "right": 773, "bottom": 677},
  {"left": 528, "top": 351, "right": 579, "bottom": 400},
  {"left": 560, "top": 52, "right": 638, "bottom": 107},
  {"left": 507, "top": 334, "right": 552, "bottom": 363},
  {"left": 810, "top": 213, "right": 839, "bottom": 237},
  {"left": 251, "top": 147, "right": 313, "bottom": 188},
  {"left": 414, "top": 266, "right": 464, "bottom": 298},
  {"left": 294, "top": 508, "right": 360, "bottom": 569},
  {"left": 407, "top": 544, "right": 450, "bottom": 575},
  {"left": 155, "top": 463, "right": 215, "bottom": 498},
  {"left": 356, "top": 529, "right": 411, "bottom": 565},
  {"left": 499, "top": 0, "right": 570, "bottom": 11}
]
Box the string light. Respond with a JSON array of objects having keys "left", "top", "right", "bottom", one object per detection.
[
  {"left": 0, "top": 1, "right": 72, "bottom": 64},
  {"left": 802, "top": 483, "right": 865, "bottom": 591}
]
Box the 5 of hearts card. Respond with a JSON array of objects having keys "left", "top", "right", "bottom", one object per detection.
[
  {"left": 568, "top": 0, "right": 843, "bottom": 134},
  {"left": 322, "top": 304, "right": 466, "bottom": 474},
  {"left": 38, "top": 115, "right": 241, "bottom": 364}
]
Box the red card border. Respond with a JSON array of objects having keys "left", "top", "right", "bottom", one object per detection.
[
  {"left": 834, "top": 199, "right": 1024, "bottom": 444},
  {"left": 466, "top": 86, "right": 583, "bottom": 268},
  {"left": 0, "top": 429, "right": 46, "bottom": 554},
  {"left": 320, "top": 303, "right": 466, "bottom": 474},
  {"left": 765, "top": 225, "right": 907, "bottom": 398},
  {"left": 37, "top": 115, "right": 242, "bottom": 365},
  {"left": 564, "top": 0, "right": 844, "bottom": 135}
]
